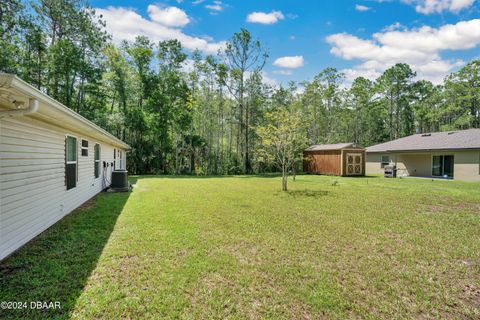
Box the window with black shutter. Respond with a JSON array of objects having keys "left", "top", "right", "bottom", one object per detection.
[
  {"left": 66, "top": 136, "right": 77, "bottom": 190},
  {"left": 94, "top": 144, "right": 100, "bottom": 178}
]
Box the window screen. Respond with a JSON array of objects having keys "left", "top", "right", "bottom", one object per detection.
[
  {"left": 381, "top": 155, "right": 390, "bottom": 168},
  {"left": 67, "top": 136, "right": 77, "bottom": 163},
  {"left": 66, "top": 136, "right": 77, "bottom": 190},
  {"left": 81, "top": 139, "right": 88, "bottom": 156},
  {"left": 94, "top": 144, "right": 100, "bottom": 178}
]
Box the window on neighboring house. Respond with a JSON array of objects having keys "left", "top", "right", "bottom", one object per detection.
[
  {"left": 381, "top": 155, "right": 390, "bottom": 168},
  {"left": 81, "top": 139, "right": 88, "bottom": 156},
  {"left": 94, "top": 144, "right": 100, "bottom": 178},
  {"left": 432, "top": 155, "right": 454, "bottom": 178},
  {"left": 66, "top": 136, "right": 77, "bottom": 190}
]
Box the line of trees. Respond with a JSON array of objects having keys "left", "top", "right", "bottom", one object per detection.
[{"left": 1, "top": 0, "right": 479, "bottom": 175}]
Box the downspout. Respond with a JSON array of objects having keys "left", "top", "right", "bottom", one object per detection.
[{"left": 0, "top": 98, "right": 39, "bottom": 118}]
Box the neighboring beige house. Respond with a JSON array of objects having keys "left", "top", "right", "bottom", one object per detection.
[
  {"left": 0, "top": 74, "right": 130, "bottom": 260},
  {"left": 366, "top": 129, "right": 480, "bottom": 182}
]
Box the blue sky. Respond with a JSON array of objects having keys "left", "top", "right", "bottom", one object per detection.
[{"left": 90, "top": 0, "right": 480, "bottom": 86}]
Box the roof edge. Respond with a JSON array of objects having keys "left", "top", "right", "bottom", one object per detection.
[
  {"left": 0, "top": 73, "right": 130, "bottom": 149},
  {"left": 367, "top": 147, "right": 480, "bottom": 153}
]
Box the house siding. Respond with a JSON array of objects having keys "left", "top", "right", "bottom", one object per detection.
[
  {"left": 397, "top": 154, "right": 431, "bottom": 177},
  {"left": 0, "top": 115, "right": 126, "bottom": 260},
  {"left": 453, "top": 151, "right": 480, "bottom": 182},
  {"left": 366, "top": 153, "right": 390, "bottom": 175},
  {"left": 366, "top": 151, "right": 480, "bottom": 182}
]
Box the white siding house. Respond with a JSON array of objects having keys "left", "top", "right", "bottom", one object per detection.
[
  {"left": 0, "top": 74, "right": 130, "bottom": 260},
  {"left": 366, "top": 129, "right": 480, "bottom": 182}
]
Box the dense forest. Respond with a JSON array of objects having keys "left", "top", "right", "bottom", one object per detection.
[{"left": 1, "top": 0, "right": 479, "bottom": 175}]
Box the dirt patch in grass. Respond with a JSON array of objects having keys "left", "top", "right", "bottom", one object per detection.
[
  {"left": 420, "top": 201, "right": 480, "bottom": 215},
  {"left": 0, "top": 265, "right": 24, "bottom": 277},
  {"left": 463, "top": 284, "right": 480, "bottom": 309},
  {"left": 285, "top": 189, "right": 329, "bottom": 198},
  {"left": 78, "top": 197, "right": 97, "bottom": 210}
]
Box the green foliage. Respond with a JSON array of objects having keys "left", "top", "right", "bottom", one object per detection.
[
  {"left": 444, "top": 60, "right": 480, "bottom": 129},
  {"left": 256, "top": 108, "right": 308, "bottom": 190},
  {"left": 0, "top": 0, "right": 25, "bottom": 72},
  {"left": 1, "top": 1, "right": 479, "bottom": 175},
  {"left": 376, "top": 63, "right": 416, "bottom": 139}
]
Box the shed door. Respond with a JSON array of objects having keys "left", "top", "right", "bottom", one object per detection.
[{"left": 346, "top": 153, "right": 362, "bottom": 176}]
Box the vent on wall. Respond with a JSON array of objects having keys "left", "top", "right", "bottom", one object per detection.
[
  {"left": 448, "top": 132, "right": 456, "bottom": 135},
  {"left": 421, "top": 133, "right": 431, "bottom": 137}
]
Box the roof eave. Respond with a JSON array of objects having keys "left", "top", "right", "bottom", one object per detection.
[
  {"left": 367, "top": 147, "right": 480, "bottom": 153},
  {"left": 1, "top": 73, "right": 130, "bottom": 150}
]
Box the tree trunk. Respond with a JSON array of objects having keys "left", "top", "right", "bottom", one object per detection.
[
  {"left": 389, "top": 92, "right": 394, "bottom": 140},
  {"left": 190, "top": 150, "right": 195, "bottom": 175},
  {"left": 282, "top": 166, "right": 288, "bottom": 191},
  {"left": 220, "top": 90, "right": 224, "bottom": 174},
  {"left": 245, "top": 100, "right": 250, "bottom": 174}
]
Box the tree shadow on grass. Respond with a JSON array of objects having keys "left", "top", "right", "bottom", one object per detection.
[
  {"left": 284, "top": 189, "right": 330, "bottom": 198},
  {"left": 0, "top": 188, "right": 132, "bottom": 320},
  {"left": 132, "top": 173, "right": 284, "bottom": 180},
  {"left": 133, "top": 174, "right": 382, "bottom": 180}
]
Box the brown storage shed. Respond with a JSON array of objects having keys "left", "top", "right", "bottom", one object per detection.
[{"left": 303, "top": 143, "right": 366, "bottom": 176}]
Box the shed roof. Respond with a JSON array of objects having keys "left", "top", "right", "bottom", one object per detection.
[
  {"left": 305, "top": 143, "right": 358, "bottom": 151},
  {"left": 366, "top": 129, "right": 480, "bottom": 153},
  {"left": 0, "top": 73, "right": 130, "bottom": 149}
]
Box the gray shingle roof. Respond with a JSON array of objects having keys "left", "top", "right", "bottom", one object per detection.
[
  {"left": 305, "top": 143, "right": 356, "bottom": 151},
  {"left": 366, "top": 129, "right": 480, "bottom": 153}
]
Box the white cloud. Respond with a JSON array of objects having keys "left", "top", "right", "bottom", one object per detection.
[
  {"left": 273, "top": 69, "right": 293, "bottom": 75},
  {"left": 273, "top": 56, "right": 305, "bottom": 69},
  {"left": 326, "top": 19, "right": 480, "bottom": 84},
  {"left": 96, "top": 6, "right": 225, "bottom": 54},
  {"left": 246, "top": 11, "right": 285, "bottom": 24},
  {"left": 342, "top": 68, "right": 382, "bottom": 83},
  {"left": 147, "top": 5, "right": 190, "bottom": 27},
  {"left": 355, "top": 4, "right": 372, "bottom": 11},
  {"left": 401, "top": 0, "right": 476, "bottom": 14},
  {"left": 205, "top": 1, "right": 224, "bottom": 12},
  {"left": 260, "top": 71, "right": 279, "bottom": 87},
  {"left": 382, "top": 22, "right": 404, "bottom": 32},
  {"left": 181, "top": 58, "right": 195, "bottom": 73}
]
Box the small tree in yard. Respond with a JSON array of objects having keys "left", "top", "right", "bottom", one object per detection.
[{"left": 256, "top": 108, "right": 308, "bottom": 191}]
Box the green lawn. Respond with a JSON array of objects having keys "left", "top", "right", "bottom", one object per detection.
[{"left": 1, "top": 175, "right": 479, "bottom": 319}]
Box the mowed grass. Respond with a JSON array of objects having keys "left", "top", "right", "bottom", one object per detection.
[{"left": 1, "top": 175, "right": 479, "bottom": 319}]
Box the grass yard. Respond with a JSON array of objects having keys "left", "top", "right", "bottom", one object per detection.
[{"left": 1, "top": 175, "right": 479, "bottom": 319}]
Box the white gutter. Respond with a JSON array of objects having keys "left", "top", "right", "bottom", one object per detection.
[
  {"left": 0, "top": 73, "right": 130, "bottom": 149},
  {"left": 0, "top": 98, "right": 39, "bottom": 118}
]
